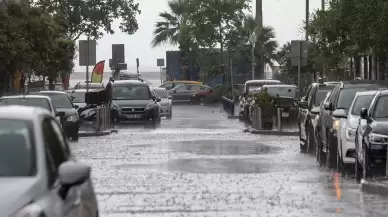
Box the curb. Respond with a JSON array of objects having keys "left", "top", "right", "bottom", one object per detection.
[
  {"left": 79, "top": 129, "right": 118, "bottom": 137},
  {"left": 362, "top": 179, "right": 388, "bottom": 196},
  {"left": 227, "top": 116, "right": 239, "bottom": 119},
  {"left": 246, "top": 128, "right": 299, "bottom": 136}
]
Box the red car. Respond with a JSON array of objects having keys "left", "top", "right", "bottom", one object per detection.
[{"left": 190, "top": 85, "right": 215, "bottom": 104}]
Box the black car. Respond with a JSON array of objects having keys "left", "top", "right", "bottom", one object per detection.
[
  {"left": 317, "top": 80, "right": 388, "bottom": 169},
  {"left": 355, "top": 90, "right": 388, "bottom": 182},
  {"left": 32, "top": 91, "right": 80, "bottom": 141},
  {"left": 299, "top": 81, "right": 339, "bottom": 154}
]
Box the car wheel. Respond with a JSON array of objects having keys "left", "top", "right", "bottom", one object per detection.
[
  {"left": 326, "top": 133, "right": 337, "bottom": 169},
  {"left": 317, "top": 134, "right": 325, "bottom": 167},
  {"left": 70, "top": 130, "right": 79, "bottom": 141}
]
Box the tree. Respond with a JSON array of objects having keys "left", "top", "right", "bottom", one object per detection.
[{"left": 34, "top": 0, "right": 141, "bottom": 40}]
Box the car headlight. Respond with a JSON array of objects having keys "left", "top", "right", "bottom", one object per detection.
[
  {"left": 333, "top": 119, "right": 340, "bottom": 131},
  {"left": 67, "top": 115, "right": 78, "bottom": 121},
  {"left": 14, "top": 203, "right": 43, "bottom": 217},
  {"left": 146, "top": 103, "right": 154, "bottom": 109},
  {"left": 345, "top": 128, "right": 356, "bottom": 142},
  {"left": 368, "top": 133, "right": 388, "bottom": 145}
]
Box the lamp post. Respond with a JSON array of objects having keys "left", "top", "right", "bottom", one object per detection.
[{"left": 249, "top": 32, "right": 257, "bottom": 80}]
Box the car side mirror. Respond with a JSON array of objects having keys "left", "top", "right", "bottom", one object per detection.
[
  {"left": 74, "top": 105, "right": 79, "bottom": 109},
  {"left": 360, "top": 108, "right": 368, "bottom": 119},
  {"left": 311, "top": 107, "right": 320, "bottom": 115},
  {"left": 333, "top": 109, "right": 347, "bottom": 119},
  {"left": 323, "top": 102, "right": 332, "bottom": 110},
  {"left": 156, "top": 97, "right": 161, "bottom": 102},
  {"left": 58, "top": 161, "right": 90, "bottom": 198},
  {"left": 56, "top": 111, "right": 65, "bottom": 117},
  {"left": 299, "top": 101, "right": 308, "bottom": 108}
]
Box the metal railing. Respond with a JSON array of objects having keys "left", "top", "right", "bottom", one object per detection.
[{"left": 221, "top": 96, "right": 235, "bottom": 116}]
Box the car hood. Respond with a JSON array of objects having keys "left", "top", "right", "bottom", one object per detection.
[
  {"left": 347, "top": 114, "right": 360, "bottom": 129},
  {"left": 0, "top": 178, "right": 39, "bottom": 216},
  {"left": 370, "top": 119, "right": 388, "bottom": 135},
  {"left": 56, "top": 107, "right": 78, "bottom": 117},
  {"left": 113, "top": 100, "right": 152, "bottom": 107}
]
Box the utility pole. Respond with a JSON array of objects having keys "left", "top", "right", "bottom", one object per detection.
[
  {"left": 305, "top": 0, "right": 309, "bottom": 41},
  {"left": 321, "top": 0, "right": 326, "bottom": 79}
]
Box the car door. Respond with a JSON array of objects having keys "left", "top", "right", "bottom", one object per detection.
[
  {"left": 322, "top": 86, "right": 339, "bottom": 145},
  {"left": 160, "top": 83, "right": 174, "bottom": 91},
  {"left": 186, "top": 84, "right": 202, "bottom": 101},
  {"left": 42, "top": 117, "right": 84, "bottom": 217},
  {"left": 171, "top": 84, "right": 189, "bottom": 102},
  {"left": 299, "top": 85, "right": 312, "bottom": 140}
]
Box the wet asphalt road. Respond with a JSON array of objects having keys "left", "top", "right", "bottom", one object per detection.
[{"left": 72, "top": 105, "right": 388, "bottom": 217}]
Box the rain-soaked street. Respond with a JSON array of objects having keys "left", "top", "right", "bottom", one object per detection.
[{"left": 73, "top": 105, "right": 388, "bottom": 217}]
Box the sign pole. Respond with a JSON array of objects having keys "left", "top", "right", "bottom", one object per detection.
[{"left": 86, "top": 36, "right": 90, "bottom": 92}]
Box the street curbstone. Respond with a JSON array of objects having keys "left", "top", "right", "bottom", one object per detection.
[
  {"left": 361, "top": 179, "right": 388, "bottom": 196},
  {"left": 247, "top": 128, "right": 299, "bottom": 136}
]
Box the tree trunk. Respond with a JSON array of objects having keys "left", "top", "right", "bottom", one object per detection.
[
  {"left": 48, "top": 77, "right": 55, "bottom": 90},
  {"left": 255, "top": 0, "right": 264, "bottom": 79}
]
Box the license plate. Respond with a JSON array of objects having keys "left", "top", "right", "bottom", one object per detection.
[
  {"left": 282, "top": 112, "right": 289, "bottom": 117},
  {"left": 126, "top": 114, "right": 141, "bottom": 119}
]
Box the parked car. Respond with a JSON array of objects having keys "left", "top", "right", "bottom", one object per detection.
[
  {"left": 298, "top": 81, "right": 339, "bottom": 153},
  {"left": 0, "top": 106, "right": 98, "bottom": 217},
  {"left": 151, "top": 87, "right": 172, "bottom": 119},
  {"left": 74, "top": 82, "right": 104, "bottom": 90},
  {"left": 239, "top": 79, "right": 281, "bottom": 120},
  {"left": 168, "top": 84, "right": 211, "bottom": 102},
  {"left": 335, "top": 90, "right": 377, "bottom": 173},
  {"left": 317, "top": 80, "right": 388, "bottom": 169},
  {"left": 159, "top": 80, "right": 202, "bottom": 91},
  {"left": 31, "top": 91, "right": 80, "bottom": 141},
  {"left": 111, "top": 80, "right": 161, "bottom": 123},
  {"left": 355, "top": 89, "right": 388, "bottom": 182}
]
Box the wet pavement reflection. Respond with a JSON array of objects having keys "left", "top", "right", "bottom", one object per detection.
[{"left": 73, "top": 105, "right": 388, "bottom": 216}]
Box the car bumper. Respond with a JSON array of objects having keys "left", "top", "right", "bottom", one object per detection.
[
  {"left": 159, "top": 105, "right": 171, "bottom": 115},
  {"left": 342, "top": 139, "right": 356, "bottom": 164},
  {"left": 119, "top": 108, "right": 155, "bottom": 121}
]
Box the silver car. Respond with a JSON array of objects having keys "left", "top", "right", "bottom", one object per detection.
[
  {"left": 0, "top": 106, "right": 98, "bottom": 217},
  {"left": 152, "top": 87, "right": 172, "bottom": 119}
]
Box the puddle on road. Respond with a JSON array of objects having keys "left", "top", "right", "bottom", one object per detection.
[
  {"left": 165, "top": 140, "right": 281, "bottom": 155},
  {"left": 126, "top": 144, "right": 154, "bottom": 148}
]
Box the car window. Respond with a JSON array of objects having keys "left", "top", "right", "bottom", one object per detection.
[
  {"left": 50, "top": 119, "right": 70, "bottom": 158},
  {"left": 373, "top": 95, "right": 388, "bottom": 118},
  {"left": 303, "top": 85, "right": 312, "bottom": 101},
  {"left": 0, "top": 119, "right": 35, "bottom": 177},
  {"left": 70, "top": 92, "right": 86, "bottom": 103},
  {"left": 337, "top": 87, "right": 368, "bottom": 109},
  {"left": 160, "top": 83, "right": 173, "bottom": 90},
  {"left": 112, "top": 84, "right": 151, "bottom": 100},
  {"left": 188, "top": 85, "right": 201, "bottom": 91},
  {"left": 35, "top": 93, "right": 74, "bottom": 109},
  {"left": 0, "top": 98, "right": 52, "bottom": 111},
  {"left": 153, "top": 89, "right": 168, "bottom": 98},
  {"left": 351, "top": 95, "right": 374, "bottom": 115},
  {"left": 42, "top": 117, "right": 67, "bottom": 186},
  {"left": 175, "top": 84, "right": 188, "bottom": 92}
]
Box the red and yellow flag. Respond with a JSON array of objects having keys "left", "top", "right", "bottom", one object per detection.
[{"left": 91, "top": 60, "right": 105, "bottom": 83}]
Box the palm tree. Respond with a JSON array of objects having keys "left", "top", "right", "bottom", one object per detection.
[
  {"left": 151, "top": 0, "right": 192, "bottom": 79},
  {"left": 242, "top": 15, "right": 278, "bottom": 69}
]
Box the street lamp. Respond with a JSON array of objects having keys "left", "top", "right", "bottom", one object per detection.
[{"left": 249, "top": 32, "right": 257, "bottom": 80}]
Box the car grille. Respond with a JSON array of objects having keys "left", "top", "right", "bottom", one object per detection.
[{"left": 121, "top": 107, "right": 145, "bottom": 114}]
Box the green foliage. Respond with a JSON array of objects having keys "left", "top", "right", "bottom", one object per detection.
[
  {"left": 34, "top": 0, "right": 141, "bottom": 40},
  {"left": 252, "top": 90, "right": 274, "bottom": 111}
]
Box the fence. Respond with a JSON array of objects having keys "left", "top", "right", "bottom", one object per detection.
[
  {"left": 95, "top": 105, "right": 111, "bottom": 132},
  {"left": 250, "top": 106, "right": 298, "bottom": 134}
]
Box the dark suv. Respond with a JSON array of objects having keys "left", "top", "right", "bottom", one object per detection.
[
  {"left": 299, "top": 81, "right": 339, "bottom": 154},
  {"left": 317, "top": 80, "right": 388, "bottom": 169},
  {"left": 355, "top": 90, "right": 388, "bottom": 182}
]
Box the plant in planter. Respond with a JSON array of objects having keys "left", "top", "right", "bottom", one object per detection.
[{"left": 252, "top": 89, "right": 276, "bottom": 130}]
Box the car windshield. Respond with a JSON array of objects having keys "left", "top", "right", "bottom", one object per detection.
[
  {"left": 34, "top": 93, "right": 73, "bottom": 108},
  {"left": 373, "top": 95, "right": 388, "bottom": 118},
  {"left": 0, "top": 98, "right": 52, "bottom": 111},
  {"left": 351, "top": 95, "right": 375, "bottom": 115},
  {"left": 337, "top": 88, "right": 368, "bottom": 109},
  {"left": 70, "top": 92, "right": 85, "bottom": 103},
  {"left": 0, "top": 119, "right": 35, "bottom": 177},
  {"left": 112, "top": 85, "right": 151, "bottom": 100},
  {"left": 314, "top": 85, "right": 335, "bottom": 106},
  {"left": 153, "top": 89, "right": 168, "bottom": 98}
]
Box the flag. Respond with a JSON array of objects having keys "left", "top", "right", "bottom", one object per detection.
[{"left": 91, "top": 60, "right": 105, "bottom": 83}]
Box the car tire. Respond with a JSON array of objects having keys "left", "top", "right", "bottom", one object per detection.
[
  {"left": 199, "top": 97, "right": 205, "bottom": 105},
  {"left": 306, "top": 126, "right": 315, "bottom": 155},
  {"left": 336, "top": 148, "right": 343, "bottom": 173},
  {"left": 70, "top": 130, "right": 79, "bottom": 141},
  {"left": 317, "top": 133, "right": 325, "bottom": 167},
  {"left": 326, "top": 133, "right": 337, "bottom": 169}
]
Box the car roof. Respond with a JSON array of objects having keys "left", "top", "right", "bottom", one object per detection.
[
  {"left": 37, "top": 91, "right": 68, "bottom": 95},
  {"left": 340, "top": 80, "right": 388, "bottom": 88},
  {"left": 355, "top": 90, "right": 378, "bottom": 96},
  {"left": 163, "top": 80, "right": 202, "bottom": 84},
  {"left": 112, "top": 80, "right": 148, "bottom": 86},
  {"left": 0, "top": 105, "right": 50, "bottom": 120},
  {"left": 262, "top": 84, "right": 296, "bottom": 88},
  {"left": 1, "top": 95, "right": 51, "bottom": 100},
  {"left": 151, "top": 87, "right": 167, "bottom": 91},
  {"left": 69, "top": 89, "right": 87, "bottom": 93},
  {"left": 313, "top": 82, "right": 339, "bottom": 87},
  {"left": 245, "top": 79, "right": 281, "bottom": 84}
]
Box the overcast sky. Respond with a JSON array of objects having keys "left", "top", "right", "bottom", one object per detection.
[{"left": 74, "top": 0, "right": 322, "bottom": 73}]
